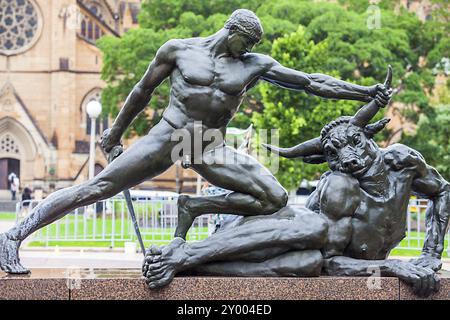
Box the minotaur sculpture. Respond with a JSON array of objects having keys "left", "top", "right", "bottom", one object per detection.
[{"left": 143, "top": 67, "right": 449, "bottom": 297}]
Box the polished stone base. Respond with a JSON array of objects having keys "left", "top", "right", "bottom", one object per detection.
[{"left": 0, "top": 268, "right": 449, "bottom": 300}]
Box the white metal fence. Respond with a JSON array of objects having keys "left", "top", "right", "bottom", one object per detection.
[
  {"left": 11, "top": 197, "right": 450, "bottom": 255},
  {"left": 397, "top": 198, "right": 430, "bottom": 252},
  {"left": 16, "top": 198, "right": 212, "bottom": 250}
]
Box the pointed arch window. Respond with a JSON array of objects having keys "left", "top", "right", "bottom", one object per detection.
[
  {"left": 81, "top": 20, "right": 86, "bottom": 37},
  {"left": 79, "top": 17, "right": 104, "bottom": 42},
  {"left": 78, "top": 0, "right": 107, "bottom": 42}
]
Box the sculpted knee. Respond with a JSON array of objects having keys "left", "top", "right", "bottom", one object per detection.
[
  {"left": 267, "top": 187, "right": 288, "bottom": 212},
  {"left": 320, "top": 172, "right": 360, "bottom": 219},
  {"left": 280, "top": 190, "right": 288, "bottom": 208}
]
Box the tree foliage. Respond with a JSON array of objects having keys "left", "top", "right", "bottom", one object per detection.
[
  {"left": 252, "top": 26, "right": 363, "bottom": 187},
  {"left": 98, "top": 0, "right": 449, "bottom": 189},
  {"left": 98, "top": 1, "right": 265, "bottom": 136},
  {"left": 250, "top": 0, "right": 448, "bottom": 188},
  {"left": 402, "top": 104, "right": 450, "bottom": 181}
]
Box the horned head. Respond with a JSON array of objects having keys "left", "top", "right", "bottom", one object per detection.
[{"left": 263, "top": 66, "right": 393, "bottom": 176}]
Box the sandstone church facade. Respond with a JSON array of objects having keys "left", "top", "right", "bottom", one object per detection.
[
  {"left": 0, "top": 0, "right": 143, "bottom": 196},
  {"left": 0, "top": 0, "right": 199, "bottom": 198}
]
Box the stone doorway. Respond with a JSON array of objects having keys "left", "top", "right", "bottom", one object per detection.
[
  {"left": 0, "top": 158, "right": 20, "bottom": 190},
  {"left": 0, "top": 117, "right": 41, "bottom": 193}
]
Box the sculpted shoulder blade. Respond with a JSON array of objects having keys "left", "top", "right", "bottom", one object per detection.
[{"left": 383, "top": 143, "right": 427, "bottom": 175}]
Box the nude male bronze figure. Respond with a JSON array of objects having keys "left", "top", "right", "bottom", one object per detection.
[{"left": 0, "top": 9, "right": 391, "bottom": 274}]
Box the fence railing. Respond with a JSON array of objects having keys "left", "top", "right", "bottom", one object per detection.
[
  {"left": 396, "top": 198, "right": 430, "bottom": 252},
  {"left": 13, "top": 197, "right": 450, "bottom": 255},
  {"left": 16, "top": 198, "right": 212, "bottom": 249}
]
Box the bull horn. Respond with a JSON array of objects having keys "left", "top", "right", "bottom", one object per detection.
[
  {"left": 384, "top": 64, "right": 393, "bottom": 88},
  {"left": 364, "top": 118, "right": 391, "bottom": 138},
  {"left": 351, "top": 65, "right": 393, "bottom": 127},
  {"left": 262, "top": 137, "right": 323, "bottom": 159}
]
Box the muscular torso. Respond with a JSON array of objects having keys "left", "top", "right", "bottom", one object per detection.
[
  {"left": 162, "top": 38, "right": 267, "bottom": 129},
  {"left": 313, "top": 146, "right": 424, "bottom": 260},
  {"left": 345, "top": 167, "right": 414, "bottom": 260}
]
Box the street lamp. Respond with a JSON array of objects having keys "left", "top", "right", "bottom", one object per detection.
[{"left": 86, "top": 100, "right": 102, "bottom": 180}]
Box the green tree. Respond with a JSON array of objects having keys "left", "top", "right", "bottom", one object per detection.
[
  {"left": 251, "top": 0, "right": 446, "bottom": 189},
  {"left": 98, "top": 0, "right": 269, "bottom": 136},
  {"left": 98, "top": 0, "right": 448, "bottom": 189},
  {"left": 98, "top": 27, "right": 194, "bottom": 136},
  {"left": 252, "top": 26, "right": 365, "bottom": 188},
  {"left": 401, "top": 105, "right": 450, "bottom": 181},
  {"left": 397, "top": 0, "right": 450, "bottom": 180},
  {"left": 138, "top": 0, "right": 263, "bottom": 30}
]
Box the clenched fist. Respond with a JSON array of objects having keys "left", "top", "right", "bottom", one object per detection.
[
  {"left": 368, "top": 65, "right": 394, "bottom": 108},
  {"left": 100, "top": 128, "right": 121, "bottom": 153}
]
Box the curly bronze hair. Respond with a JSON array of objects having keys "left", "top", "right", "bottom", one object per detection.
[
  {"left": 224, "top": 9, "right": 263, "bottom": 44},
  {"left": 320, "top": 115, "right": 390, "bottom": 142},
  {"left": 320, "top": 116, "right": 352, "bottom": 142}
]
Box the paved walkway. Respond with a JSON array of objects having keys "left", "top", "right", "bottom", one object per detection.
[
  {"left": 19, "top": 250, "right": 143, "bottom": 269},
  {"left": 0, "top": 221, "right": 14, "bottom": 233},
  {"left": 0, "top": 220, "right": 143, "bottom": 269}
]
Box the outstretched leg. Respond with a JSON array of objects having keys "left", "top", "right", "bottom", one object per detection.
[
  {"left": 188, "top": 250, "right": 323, "bottom": 277},
  {"left": 175, "top": 146, "right": 288, "bottom": 239},
  {"left": 144, "top": 207, "right": 327, "bottom": 288},
  {"left": 0, "top": 120, "right": 176, "bottom": 274}
]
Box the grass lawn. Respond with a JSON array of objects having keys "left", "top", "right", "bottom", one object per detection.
[
  {"left": 0, "top": 212, "right": 16, "bottom": 221},
  {"left": 28, "top": 230, "right": 208, "bottom": 248},
  {"left": 390, "top": 231, "right": 449, "bottom": 258},
  {"left": 28, "top": 214, "right": 209, "bottom": 247}
]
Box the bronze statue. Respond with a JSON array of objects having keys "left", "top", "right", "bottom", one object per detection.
[
  {"left": 142, "top": 67, "right": 449, "bottom": 297},
  {"left": 0, "top": 9, "right": 391, "bottom": 275}
]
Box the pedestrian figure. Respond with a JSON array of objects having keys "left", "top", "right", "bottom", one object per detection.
[
  {"left": 20, "top": 187, "right": 32, "bottom": 218},
  {"left": 9, "top": 173, "right": 19, "bottom": 201}
]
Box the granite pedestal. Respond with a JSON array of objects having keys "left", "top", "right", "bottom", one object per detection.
[{"left": 0, "top": 268, "right": 449, "bottom": 300}]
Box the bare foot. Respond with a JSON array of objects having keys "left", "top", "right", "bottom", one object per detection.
[
  {"left": 174, "top": 195, "right": 194, "bottom": 240},
  {"left": 0, "top": 233, "right": 30, "bottom": 274},
  {"left": 142, "top": 238, "right": 187, "bottom": 289}
]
